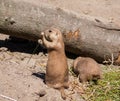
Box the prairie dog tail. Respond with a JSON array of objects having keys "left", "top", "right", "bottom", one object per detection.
[
  {"left": 52, "top": 84, "right": 67, "bottom": 100},
  {"left": 60, "top": 87, "right": 66, "bottom": 100}
]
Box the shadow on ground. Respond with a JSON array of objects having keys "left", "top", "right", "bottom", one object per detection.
[
  {"left": 32, "top": 72, "right": 45, "bottom": 83},
  {"left": 0, "top": 36, "right": 47, "bottom": 54}
]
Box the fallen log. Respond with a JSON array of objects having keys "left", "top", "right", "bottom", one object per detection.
[{"left": 0, "top": 0, "right": 120, "bottom": 63}]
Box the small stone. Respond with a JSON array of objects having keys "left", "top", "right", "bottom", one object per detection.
[
  {"left": 83, "top": 10, "right": 91, "bottom": 15},
  {"left": 0, "top": 47, "right": 8, "bottom": 52}
]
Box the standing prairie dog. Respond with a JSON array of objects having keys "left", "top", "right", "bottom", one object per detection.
[
  {"left": 73, "top": 57, "right": 102, "bottom": 83},
  {"left": 38, "top": 28, "right": 69, "bottom": 100}
]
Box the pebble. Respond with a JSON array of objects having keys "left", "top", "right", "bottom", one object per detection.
[{"left": 0, "top": 47, "right": 8, "bottom": 52}]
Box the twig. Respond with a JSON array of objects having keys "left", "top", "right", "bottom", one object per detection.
[
  {"left": 94, "top": 23, "right": 120, "bottom": 31},
  {"left": 111, "top": 53, "right": 114, "bottom": 65},
  {"left": 0, "top": 94, "right": 17, "bottom": 101},
  {"left": 85, "top": 89, "right": 96, "bottom": 101},
  {"left": 27, "top": 43, "right": 40, "bottom": 63}
]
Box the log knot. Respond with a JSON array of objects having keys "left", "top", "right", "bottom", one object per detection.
[{"left": 5, "top": 17, "right": 16, "bottom": 25}]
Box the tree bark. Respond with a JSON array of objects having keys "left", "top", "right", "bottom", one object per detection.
[{"left": 0, "top": 0, "right": 120, "bottom": 62}]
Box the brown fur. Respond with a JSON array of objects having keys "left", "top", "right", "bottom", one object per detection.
[
  {"left": 115, "top": 57, "right": 120, "bottom": 65},
  {"left": 38, "top": 28, "right": 69, "bottom": 99},
  {"left": 73, "top": 57, "right": 102, "bottom": 83},
  {"left": 115, "top": 51, "right": 120, "bottom": 65}
]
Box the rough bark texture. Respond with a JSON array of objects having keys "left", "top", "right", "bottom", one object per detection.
[{"left": 0, "top": 0, "right": 120, "bottom": 62}]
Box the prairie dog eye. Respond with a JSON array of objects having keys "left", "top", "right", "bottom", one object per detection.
[{"left": 49, "top": 30, "right": 52, "bottom": 33}]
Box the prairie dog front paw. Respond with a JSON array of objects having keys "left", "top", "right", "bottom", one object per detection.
[{"left": 41, "top": 32, "right": 44, "bottom": 36}]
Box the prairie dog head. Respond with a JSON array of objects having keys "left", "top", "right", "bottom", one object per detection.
[
  {"left": 73, "top": 57, "right": 82, "bottom": 69},
  {"left": 42, "top": 28, "right": 62, "bottom": 42},
  {"left": 73, "top": 56, "right": 102, "bottom": 83}
]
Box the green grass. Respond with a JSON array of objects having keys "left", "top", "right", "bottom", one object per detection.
[{"left": 83, "top": 66, "right": 120, "bottom": 101}]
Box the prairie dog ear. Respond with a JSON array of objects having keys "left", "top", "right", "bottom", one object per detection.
[
  {"left": 56, "top": 30, "right": 61, "bottom": 36},
  {"left": 48, "top": 30, "right": 52, "bottom": 33}
]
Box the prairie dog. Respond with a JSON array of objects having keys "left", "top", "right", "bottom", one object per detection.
[
  {"left": 73, "top": 57, "right": 101, "bottom": 83},
  {"left": 115, "top": 51, "right": 120, "bottom": 65},
  {"left": 38, "top": 28, "right": 69, "bottom": 99}
]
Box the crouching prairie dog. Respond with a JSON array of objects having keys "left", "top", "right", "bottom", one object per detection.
[
  {"left": 38, "top": 28, "right": 69, "bottom": 100},
  {"left": 73, "top": 57, "right": 102, "bottom": 83}
]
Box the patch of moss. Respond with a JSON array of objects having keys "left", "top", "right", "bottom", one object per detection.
[{"left": 85, "top": 69, "right": 120, "bottom": 101}]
